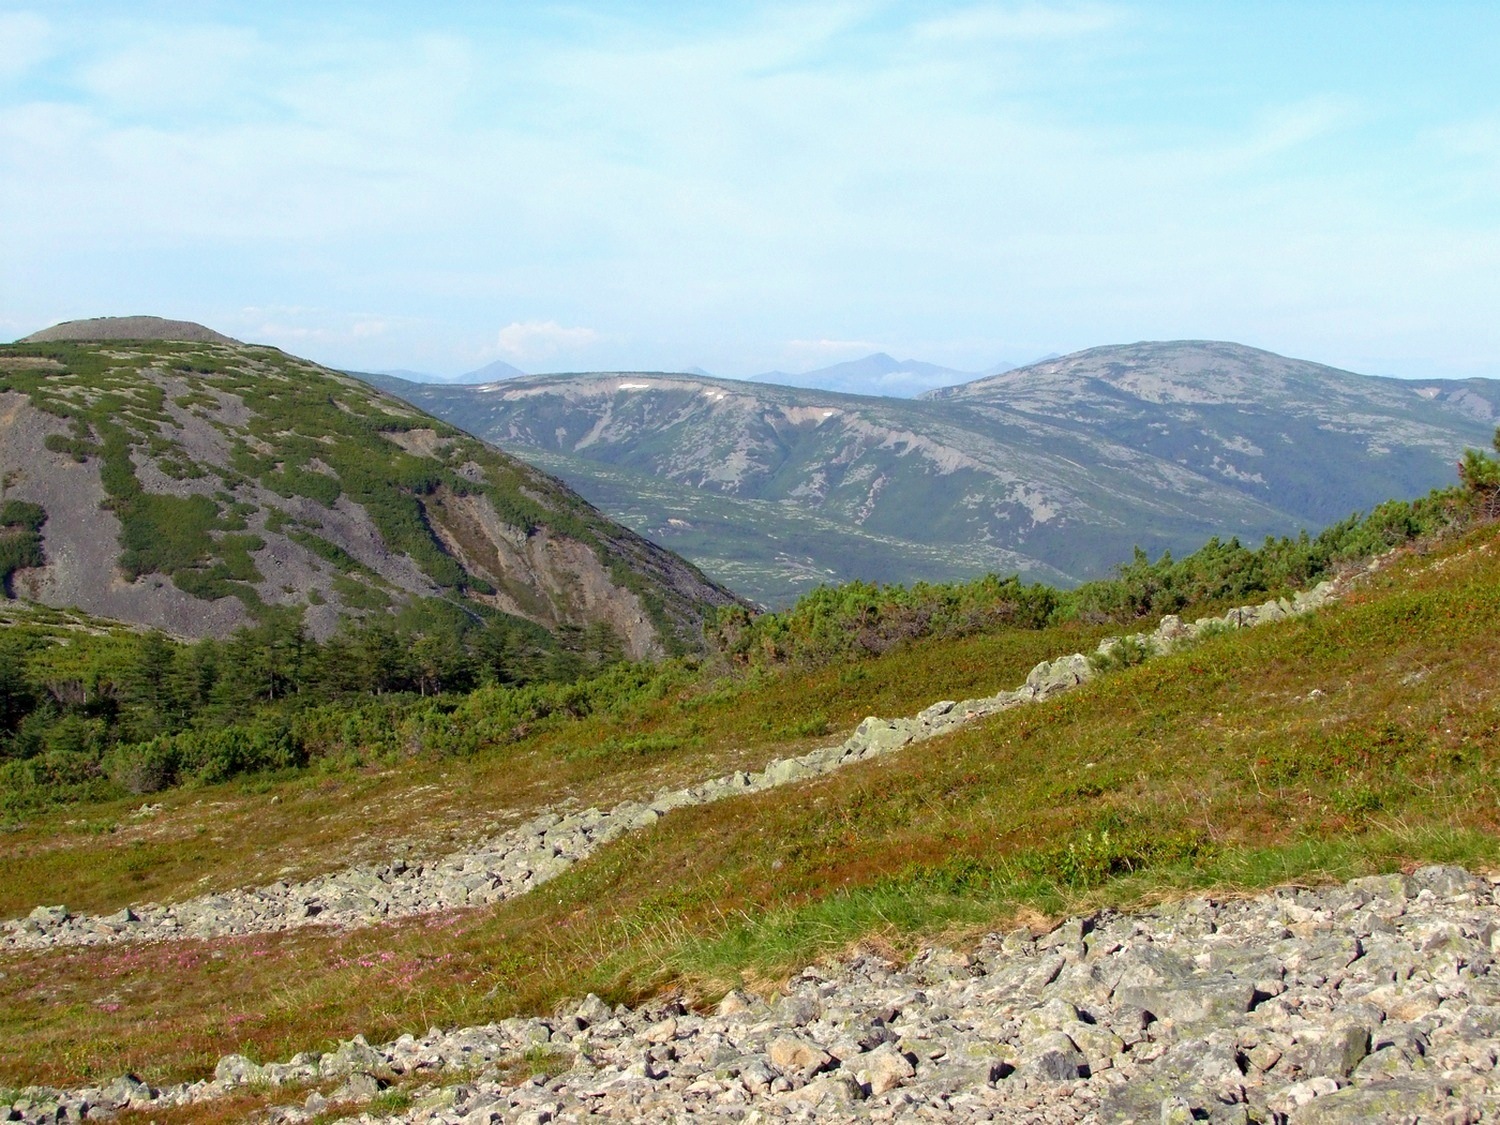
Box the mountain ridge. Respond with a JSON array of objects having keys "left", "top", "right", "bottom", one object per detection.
[
  {"left": 364, "top": 340, "right": 1500, "bottom": 604},
  {"left": 0, "top": 322, "right": 741, "bottom": 655}
]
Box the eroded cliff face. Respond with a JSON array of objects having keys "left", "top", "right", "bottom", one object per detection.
[
  {"left": 0, "top": 332, "right": 741, "bottom": 651},
  {"left": 1, "top": 390, "right": 251, "bottom": 637},
  {"left": 421, "top": 487, "right": 663, "bottom": 660}
]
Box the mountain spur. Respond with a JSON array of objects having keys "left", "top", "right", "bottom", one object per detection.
[{"left": 4, "top": 581, "right": 1343, "bottom": 954}]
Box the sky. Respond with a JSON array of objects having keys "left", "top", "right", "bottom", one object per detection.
[{"left": 2, "top": 2, "right": 1498, "bottom": 384}]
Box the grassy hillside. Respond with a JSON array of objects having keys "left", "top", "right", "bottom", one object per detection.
[
  {"left": 2, "top": 498, "right": 1499, "bottom": 1094},
  {"left": 0, "top": 336, "right": 738, "bottom": 654}
]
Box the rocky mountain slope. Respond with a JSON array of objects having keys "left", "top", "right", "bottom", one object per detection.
[
  {"left": 0, "top": 319, "right": 739, "bottom": 654},
  {"left": 366, "top": 342, "right": 1500, "bottom": 604},
  {"left": 6, "top": 537, "right": 1500, "bottom": 1123},
  {"left": 927, "top": 340, "right": 1500, "bottom": 527}
]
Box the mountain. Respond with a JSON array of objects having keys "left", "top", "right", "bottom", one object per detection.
[
  {"left": 752, "top": 352, "right": 983, "bottom": 397},
  {"left": 21, "top": 315, "right": 238, "bottom": 346},
  {"left": 459, "top": 358, "right": 529, "bottom": 382},
  {"left": 0, "top": 320, "right": 740, "bottom": 655},
  {"left": 359, "top": 342, "right": 1500, "bottom": 606},
  {"left": 369, "top": 359, "right": 529, "bottom": 385},
  {"left": 925, "top": 340, "right": 1500, "bottom": 525}
]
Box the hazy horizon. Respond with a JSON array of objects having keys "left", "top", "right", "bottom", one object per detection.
[{"left": 4, "top": 2, "right": 1498, "bottom": 388}]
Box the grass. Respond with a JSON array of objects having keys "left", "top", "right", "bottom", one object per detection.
[
  {"left": 0, "top": 619, "right": 1112, "bottom": 918},
  {"left": 1, "top": 524, "right": 1498, "bottom": 1091}
]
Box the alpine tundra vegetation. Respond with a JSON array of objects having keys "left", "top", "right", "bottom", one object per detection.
[{"left": 0, "top": 403, "right": 1498, "bottom": 1121}]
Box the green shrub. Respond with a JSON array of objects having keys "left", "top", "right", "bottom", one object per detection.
[{"left": 106, "top": 737, "right": 182, "bottom": 795}]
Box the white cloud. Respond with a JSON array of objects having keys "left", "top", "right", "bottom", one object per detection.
[
  {"left": 77, "top": 26, "right": 262, "bottom": 114},
  {"left": 0, "top": 12, "right": 53, "bottom": 83},
  {"left": 495, "top": 321, "right": 601, "bottom": 360},
  {"left": 1209, "top": 97, "right": 1359, "bottom": 170},
  {"left": 229, "top": 306, "right": 413, "bottom": 349},
  {"left": 914, "top": 3, "right": 1122, "bottom": 42},
  {"left": 1, "top": 6, "right": 1497, "bottom": 379}
]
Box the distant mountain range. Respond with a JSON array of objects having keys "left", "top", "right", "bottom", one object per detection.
[
  {"left": 0, "top": 317, "right": 739, "bottom": 653},
  {"left": 748, "top": 353, "right": 1015, "bottom": 397},
  {"left": 372, "top": 351, "right": 1023, "bottom": 396},
  {"left": 358, "top": 341, "right": 1500, "bottom": 606},
  {"left": 377, "top": 358, "right": 530, "bottom": 384}
]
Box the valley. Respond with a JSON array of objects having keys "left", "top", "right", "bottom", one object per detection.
[{"left": 365, "top": 342, "right": 1500, "bottom": 605}]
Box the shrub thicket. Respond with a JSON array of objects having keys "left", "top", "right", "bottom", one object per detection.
[
  {"left": 711, "top": 461, "right": 1491, "bottom": 669},
  {"left": 0, "top": 501, "right": 46, "bottom": 595}
]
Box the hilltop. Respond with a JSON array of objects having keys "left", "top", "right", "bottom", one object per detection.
[
  {"left": 926, "top": 340, "right": 1500, "bottom": 526},
  {"left": 366, "top": 342, "right": 1500, "bottom": 604},
  {"left": 0, "top": 320, "right": 740, "bottom": 656},
  {"left": 19, "top": 316, "right": 239, "bottom": 346}
]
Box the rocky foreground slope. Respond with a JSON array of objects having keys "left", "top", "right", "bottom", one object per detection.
[
  {"left": 3, "top": 580, "right": 1339, "bottom": 954},
  {"left": 8, "top": 552, "right": 1497, "bottom": 1123},
  {"left": 7, "top": 867, "right": 1498, "bottom": 1124}
]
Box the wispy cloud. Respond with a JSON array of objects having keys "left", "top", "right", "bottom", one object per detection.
[
  {"left": 1, "top": 4, "right": 1497, "bottom": 378},
  {"left": 230, "top": 306, "right": 414, "bottom": 348},
  {"left": 0, "top": 12, "right": 53, "bottom": 83},
  {"left": 914, "top": 3, "right": 1122, "bottom": 43},
  {"left": 494, "top": 321, "right": 601, "bottom": 361}
]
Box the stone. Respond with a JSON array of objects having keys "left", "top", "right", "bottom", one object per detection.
[
  {"left": 717, "top": 990, "right": 759, "bottom": 1017},
  {"left": 775, "top": 994, "right": 820, "bottom": 1027},
  {"left": 573, "top": 993, "right": 612, "bottom": 1027},
  {"left": 1289, "top": 1078, "right": 1464, "bottom": 1124},
  {"left": 767, "top": 1035, "right": 833, "bottom": 1076},
  {"left": 859, "top": 1044, "right": 916, "bottom": 1095},
  {"left": 330, "top": 1072, "right": 382, "bottom": 1102},
  {"left": 1409, "top": 864, "right": 1481, "bottom": 899},
  {"left": 1024, "top": 654, "right": 1094, "bottom": 698},
  {"left": 213, "top": 1054, "right": 264, "bottom": 1087},
  {"left": 322, "top": 1034, "right": 384, "bottom": 1076},
  {"left": 1301, "top": 1022, "right": 1372, "bottom": 1079},
  {"left": 1114, "top": 977, "right": 1256, "bottom": 1028},
  {"left": 98, "top": 1075, "right": 150, "bottom": 1109},
  {"left": 850, "top": 717, "right": 920, "bottom": 755},
  {"left": 643, "top": 1017, "right": 678, "bottom": 1044},
  {"left": 1265, "top": 1076, "right": 1341, "bottom": 1115},
  {"left": 1019, "top": 1031, "right": 1085, "bottom": 1081}
]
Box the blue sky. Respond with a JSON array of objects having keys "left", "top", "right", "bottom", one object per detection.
[{"left": 2, "top": 2, "right": 1497, "bottom": 382}]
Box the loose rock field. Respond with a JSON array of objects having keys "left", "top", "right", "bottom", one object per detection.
[
  {"left": 8, "top": 866, "right": 1500, "bottom": 1123},
  {"left": 9, "top": 575, "right": 1447, "bottom": 1125}
]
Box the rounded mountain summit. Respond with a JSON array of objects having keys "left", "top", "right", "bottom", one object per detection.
[{"left": 19, "top": 315, "right": 240, "bottom": 345}]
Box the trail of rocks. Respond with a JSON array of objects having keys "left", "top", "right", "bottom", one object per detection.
[
  {"left": 9, "top": 865, "right": 1500, "bottom": 1123},
  {"left": 2, "top": 583, "right": 1340, "bottom": 953}
]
